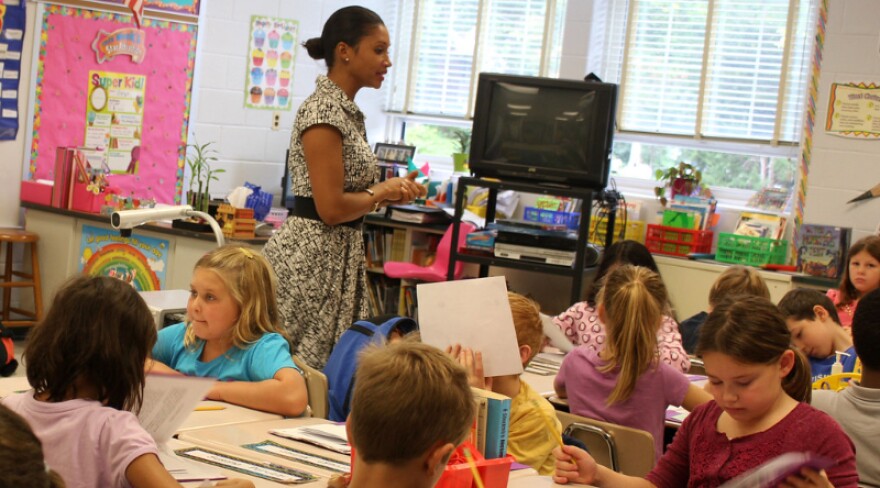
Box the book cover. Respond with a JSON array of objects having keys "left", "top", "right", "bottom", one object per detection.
[
  {"left": 471, "top": 387, "right": 511, "bottom": 460},
  {"left": 734, "top": 212, "right": 787, "bottom": 240},
  {"left": 796, "top": 224, "right": 851, "bottom": 279},
  {"left": 718, "top": 452, "right": 835, "bottom": 488},
  {"left": 473, "top": 395, "right": 489, "bottom": 455}
]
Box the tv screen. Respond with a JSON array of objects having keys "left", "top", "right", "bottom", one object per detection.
[{"left": 469, "top": 73, "right": 617, "bottom": 190}]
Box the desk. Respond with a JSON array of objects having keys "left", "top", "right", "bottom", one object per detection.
[
  {"left": 0, "top": 376, "right": 30, "bottom": 398},
  {"left": 508, "top": 474, "right": 594, "bottom": 487},
  {"left": 180, "top": 401, "right": 284, "bottom": 434}
]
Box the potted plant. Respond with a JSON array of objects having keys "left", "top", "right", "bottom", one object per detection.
[
  {"left": 654, "top": 162, "right": 703, "bottom": 206},
  {"left": 174, "top": 140, "right": 225, "bottom": 231},
  {"left": 448, "top": 127, "right": 471, "bottom": 173}
]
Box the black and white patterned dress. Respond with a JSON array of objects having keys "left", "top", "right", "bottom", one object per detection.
[{"left": 263, "top": 75, "right": 378, "bottom": 369}]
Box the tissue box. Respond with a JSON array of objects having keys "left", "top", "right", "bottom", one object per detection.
[{"left": 20, "top": 180, "right": 53, "bottom": 206}]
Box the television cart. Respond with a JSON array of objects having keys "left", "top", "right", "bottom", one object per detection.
[{"left": 447, "top": 176, "right": 608, "bottom": 305}]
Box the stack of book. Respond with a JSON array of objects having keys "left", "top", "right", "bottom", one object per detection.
[
  {"left": 469, "top": 387, "right": 511, "bottom": 460},
  {"left": 660, "top": 195, "right": 718, "bottom": 231},
  {"left": 733, "top": 212, "right": 787, "bottom": 240}
]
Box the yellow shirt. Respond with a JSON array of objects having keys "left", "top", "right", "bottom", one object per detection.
[{"left": 507, "top": 380, "right": 562, "bottom": 475}]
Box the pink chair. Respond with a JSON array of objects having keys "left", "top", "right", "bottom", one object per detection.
[{"left": 383, "top": 222, "right": 476, "bottom": 281}]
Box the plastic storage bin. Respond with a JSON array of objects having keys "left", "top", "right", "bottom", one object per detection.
[
  {"left": 434, "top": 444, "right": 514, "bottom": 488},
  {"left": 588, "top": 217, "right": 646, "bottom": 246},
  {"left": 715, "top": 232, "right": 788, "bottom": 267},
  {"left": 645, "top": 224, "right": 713, "bottom": 257},
  {"left": 523, "top": 206, "right": 580, "bottom": 230}
]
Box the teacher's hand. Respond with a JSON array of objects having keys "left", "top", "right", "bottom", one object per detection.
[{"left": 380, "top": 170, "right": 427, "bottom": 204}]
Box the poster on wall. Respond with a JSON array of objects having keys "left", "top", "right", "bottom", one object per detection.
[
  {"left": 85, "top": 71, "right": 146, "bottom": 173},
  {"left": 78, "top": 224, "right": 169, "bottom": 291},
  {"left": 30, "top": 6, "right": 198, "bottom": 204},
  {"left": 0, "top": 0, "right": 26, "bottom": 141},
  {"left": 245, "top": 15, "right": 297, "bottom": 110},
  {"left": 825, "top": 82, "right": 880, "bottom": 138}
]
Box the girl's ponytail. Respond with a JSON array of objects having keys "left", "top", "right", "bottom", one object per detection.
[{"left": 783, "top": 346, "right": 812, "bottom": 403}]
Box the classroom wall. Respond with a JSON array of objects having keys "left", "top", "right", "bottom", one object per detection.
[{"left": 802, "top": 0, "right": 880, "bottom": 241}]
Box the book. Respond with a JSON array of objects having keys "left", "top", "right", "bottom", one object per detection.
[
  {"left": 718, "top": 452, "right": 835, "bottom": 488},
  {"left": 387, "top": 204, "right": 451, "bottom": 224},
  {"left": 51, "top": 147, "right": 74, "bottom": 208},
  {"left": 796, "top": 224, "right": 851, "bottom": 279},
  {"left": 472, "top": 395, "right": 489, "bottom": 455},
  {"left": 471, "top": 387, "right": 511, "bottom": 460},
  {"left": 270, "top": 423, "right": 351, "bottom": 455},
  {"left": 733, "top": 211, "right": 787, "bottom": 240}
]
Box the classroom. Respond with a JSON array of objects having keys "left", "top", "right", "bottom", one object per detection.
[{"left": 1, "top": 0, "right": 879, "bottom": 487}]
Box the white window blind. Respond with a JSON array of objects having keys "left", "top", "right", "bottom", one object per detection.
[
  {"left": 603, "top": 0, "right": 817, "bottom": 145},
  {"left": 386, "top": 0, "right": 566, "bottom": 119}
]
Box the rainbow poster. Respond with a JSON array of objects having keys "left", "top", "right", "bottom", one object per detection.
[{"left": 78, "top": 224, "right": 169, "bottom": 290}]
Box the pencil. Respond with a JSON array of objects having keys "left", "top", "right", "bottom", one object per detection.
[
  {"left": 532, "top": 400, "right": 564, "bottom": 449},
  {"left": 194, "top": 405, "right": 226, "bottom": 411},
  {"left": 462, "top": 448, "right": 485, "bottom": 488}
]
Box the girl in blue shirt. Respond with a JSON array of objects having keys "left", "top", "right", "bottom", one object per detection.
[{"left": 149, "top": 245, "right": 307, "bottom": 416}]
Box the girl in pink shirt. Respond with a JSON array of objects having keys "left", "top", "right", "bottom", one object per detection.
[
  {"left": 827, "top": 235, "right": 880, "bottom": 328},
  {"left": 553, "top": 240, "right": 690, "bottom": 372},
  {"left": 552, "top": 296, "right": 858, "bottom": 488}
]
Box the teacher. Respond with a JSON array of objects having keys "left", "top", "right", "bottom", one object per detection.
[{"left": 263, "top": 6, "right": 426, "bottom": 369}]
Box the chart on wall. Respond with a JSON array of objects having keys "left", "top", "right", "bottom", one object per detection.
[
  {"left": 245, "top": 15, "right": 297, "bottom": 110},
  {"left": 30, "top": 5, "right": 198, "bottom": 204},
  {"left": 78, "top": 224, "right": 169, "bottom": 291},
  {"left": 825, "top": 82, "right": 880, "bottom": 138},
  {"left": 0, "top": 0, "right": 26, "bottom": 141}
]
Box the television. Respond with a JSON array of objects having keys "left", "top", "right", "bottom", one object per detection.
[{"left": 468, "top": 73, "right": 618, "bottom": 190}]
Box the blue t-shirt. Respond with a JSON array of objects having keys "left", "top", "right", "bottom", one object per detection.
[
  {"left": 809, "top": 345, "right": 858, "bottom": 382},
  {"left": 153, "top": 322, "right": 299, "bottom": 381}
]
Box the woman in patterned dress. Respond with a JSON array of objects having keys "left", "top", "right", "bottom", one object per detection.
[{"left": 263, "top": 6, "right": 426, "bottom": 369}]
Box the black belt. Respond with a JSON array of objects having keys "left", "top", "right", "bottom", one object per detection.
[{"left": 292, "top": 196, "right": 364, "bottom": 230}]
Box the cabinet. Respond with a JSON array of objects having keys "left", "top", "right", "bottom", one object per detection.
[{"left": 447, "top": 177, "right": 597, "bottom": 305}]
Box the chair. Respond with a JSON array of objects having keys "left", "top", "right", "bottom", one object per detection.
[
  {"left": 556, "top": 410, "right": 655, "bottom": 477},
  {"left": 292, "top": 355, "right": 329, "bottom": 419},
  {"left": 812, "top": 373, "right": 861, "bottom": 392},
  {"left": 0, "top": 229, "right": 43, "bottom": 328},
  {"left": 383, "top": 222, "right": 476, "bottom": 281}
]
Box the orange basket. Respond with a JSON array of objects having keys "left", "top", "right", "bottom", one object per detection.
[{"left": 645, "top": 224, "right": 713, "bottom": 257}]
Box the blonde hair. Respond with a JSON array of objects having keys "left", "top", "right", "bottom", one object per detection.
[
  {"left": 708, "top": 265, "right": 770, "bottom": 308},
  {"left": 597, "top": 265, "right": 668, "bottom": 405},
  {"left": 350, "top": 342, "right": 474, "bottom": 463},
  {"left": 508, "top": 292, "right": 543, "bottom": 365},
  {"left": 184, "top": 245, "right": 283, "bottom": 349}
]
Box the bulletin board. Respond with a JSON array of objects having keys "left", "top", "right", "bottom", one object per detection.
[{"left": 29, "top": 5, "right": 197, "bottom": 204}]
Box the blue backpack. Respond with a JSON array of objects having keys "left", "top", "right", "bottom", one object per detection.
[{"left": 323, "top": 315, "right": 418, "bottom": 422}]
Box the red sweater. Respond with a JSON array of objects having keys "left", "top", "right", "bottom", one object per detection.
[{"left": 647, "top": 401, "right": 858, "bottom": 487}]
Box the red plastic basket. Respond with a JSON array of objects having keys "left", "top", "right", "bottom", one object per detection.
[
  {"left": 645, "top": 224, "right": 713, "bottom": 257},
  {"left": 435, "top": 443, "right": 514, "bottom": 488}
]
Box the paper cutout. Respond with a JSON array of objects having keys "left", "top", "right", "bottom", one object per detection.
[{"left": 92, "top": 28, "right": 147, "bottom": 63}]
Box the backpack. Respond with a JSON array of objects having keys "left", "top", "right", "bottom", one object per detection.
[
  {"left": 0, "top": 321, "right": 19, "bottom": 377},
  {"left": 323, "top": 315, "right": 418, "bottom": 422}
]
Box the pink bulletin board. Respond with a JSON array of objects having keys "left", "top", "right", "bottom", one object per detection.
[{"left": 29, "top": 6, "right": 197, "bottom": 204}]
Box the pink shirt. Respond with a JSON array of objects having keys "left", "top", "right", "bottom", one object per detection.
[
  {"left": 826, "top": 289, "right": 856, "bottom": 328},
  {"left": 2, "top": 392, "right": 158, "bottom": 488},
  {"left": 553, "top": 302, "right": 690, "bottom": 372},
  {"left": 646, "top": 401, "right": 858, "bottom": 488},
  {"left": 554, "top": 347, "right": 691, "bottom": 462}
]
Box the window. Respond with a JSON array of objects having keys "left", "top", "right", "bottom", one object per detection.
[{"left": 385, "top": 0, "right": 567, "bottom": 161}]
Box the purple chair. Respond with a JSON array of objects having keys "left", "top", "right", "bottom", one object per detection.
[{"left": 383, "top": 222, "right": 476, "bottom": 281}]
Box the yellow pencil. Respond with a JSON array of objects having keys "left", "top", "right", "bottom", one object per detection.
[
  {"left": 462, "top": 448, "right": 485, "bottom": 488},
  {"left": 194, "top": 405, "right": 226, "bottom": 411},
  {"left": 532, "top": 400, "right": 564, "bottom": 448}
]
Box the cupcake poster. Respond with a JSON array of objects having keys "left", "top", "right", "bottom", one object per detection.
[{"left": 245, "top": 16, "right": 297, "bottom": 110}]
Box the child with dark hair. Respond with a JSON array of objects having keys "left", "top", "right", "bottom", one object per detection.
[
  {"left": 812, "top": 288, "right": 880, "bottom": 486},
  {"left": 777, "top": 288, "right": 857, "bottom": 382},
  {"left": 827, "top": 235, "right": 880, "bottom": 328},
  {"left": 0, "top": 403, "right": 65, "bottom": 488}
]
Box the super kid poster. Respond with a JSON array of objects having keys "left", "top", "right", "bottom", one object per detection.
[{"left": 79, "top": 224, "right": 169, "bottom": 291}]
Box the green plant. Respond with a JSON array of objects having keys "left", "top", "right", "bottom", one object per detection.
[
  {"left": 185, "top": 140, "right": 224, "bottom": 213},
  {"left": 654, "top": 161, "right": 703, "bottom": 206},
  {"left": 446, "top": 127, "right": 471, "bottom": 155}
]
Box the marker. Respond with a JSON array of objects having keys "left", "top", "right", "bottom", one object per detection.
[{"left": 194, "top": 405, "right": 226, "bottom": 411}]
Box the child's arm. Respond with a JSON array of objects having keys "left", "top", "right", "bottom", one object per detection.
[
  {"left": 206, "top": 367, "right": 308, "bottom": 417},
  {"left": 553, "top": 445, "right": 655, "bottom": 487},
  {"left": 144, "top": 358, "right": 182, "bottom": 375},
  {"left": 125, "top": 453, "right": 256, "bottom": 487},
  {"left": 681, "top": 383, "right": 712, "bottom": 411}
]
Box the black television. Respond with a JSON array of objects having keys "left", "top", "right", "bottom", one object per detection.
[{"left": 468, "top": 73, "right": 618, "bottom": 190}]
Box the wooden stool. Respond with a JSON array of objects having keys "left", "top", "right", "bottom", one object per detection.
[{"left": 0, "top": 229, "right": 43, "bottom": 327}]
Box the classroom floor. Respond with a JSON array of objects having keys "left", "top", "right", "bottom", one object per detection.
[{"left": 9, "top": 337, "right": 27, "bottom": 378}]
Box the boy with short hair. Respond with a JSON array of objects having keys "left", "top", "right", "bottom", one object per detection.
[
  {"left": 777, "top": 288, "right": 857, "bottom": 381},
  {"left": 679, "top": 265, "right": 771, "bottom": 353},
  {"left": 812, "top": 288, "right": 880, "bottom": 486},
  {"left": 342, "top": 341, "right": 475, "bottom": 488}
]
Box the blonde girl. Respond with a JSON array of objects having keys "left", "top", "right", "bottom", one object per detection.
[
  {"left": 828, "top": 235, "right": 880, "bottom": 327},
  {"left": 553, "top": 296, "right": 858, "bottom": 487},
  {"left": 149, "top": 245, "right": 307, "bottom": 416},
  {"left": 554, "top": 265, "right": 711, "bottom": 462}
]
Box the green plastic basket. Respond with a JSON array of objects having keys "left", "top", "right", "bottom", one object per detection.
[{"left": 715, "top": 233, "right": 788, "bottom": 267}]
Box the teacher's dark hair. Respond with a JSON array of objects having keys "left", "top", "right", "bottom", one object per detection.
[{"left": 302, "top": 6, "right": 385, "bottom": 68}]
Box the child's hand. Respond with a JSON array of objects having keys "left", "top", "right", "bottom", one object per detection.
[
  {"left": 446, "top": 343, "right": 493, "bottom": 390},
  {"left": 552, "top": 445, "right": 598, "bottom": 485},
  {"left": 213, "top": 479, "right": 256, "bottom": 487},
  {"left": 327, "top": 473, "right": 352, "bottom": 488},
  {"left": 779, "top": 468, "right": 833, "bottom": 488}
]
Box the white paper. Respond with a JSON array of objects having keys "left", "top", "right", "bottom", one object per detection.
[
  {"left": 158, "top": 443, "right": 225, "bottom": 482},
  {"left": 271, "top": 423, "right": 351, "bottom": 455},
  {"left": 137, "top": 373, "right": 217, "bottom": 444},
  {"left": 417, "top": 276, "right": 523, "bottom": 377}
]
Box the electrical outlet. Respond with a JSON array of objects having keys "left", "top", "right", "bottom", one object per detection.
[{"left": 272, "top": 112, "right": 281, "bottom": 130}]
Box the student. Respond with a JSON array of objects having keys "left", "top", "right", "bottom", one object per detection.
[
  {"left": 333, "top": 341, "right": 475, "bottom": 488},
  {"left": 552, "top": 240, "right": 690, "bottom": 372},
  {"left": 450, "top": 292, "right": 563, "bottom": 475},
  {"left": 1, "top": 275, "right": 255, "bottom": 488},
  {"left": 827, "top": 235, "right": 880, "bottom": 328},
  {"left": 812, "top": 288, "right": 880, "bottom": 486},
  {"left": 0, "top": 404, "right": 65, "bottom": 488},
  {"left": 679, "top": 265, "right": 770, "bottom": 354},
  {"left": 777, "top": 288, "right": 857, "bottom": 382},
  {"left": 552, "top": 295, "right": 858, "bottom": 487},
  {"left": 149, "top": 245, "right": 307, "bottom": 417},
  {"left": 554, "top": 265, "right": 711, "bottom": 462}
]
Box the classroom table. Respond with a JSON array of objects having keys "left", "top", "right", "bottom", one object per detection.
[
  {"left": 179, "top": 400, "right": 283, "bottom": 434},
  {"left": 507, "top": 474, "right": 595, "bottom": 487},
  {"left": 0, "top": 375, "right": 30, "bottom": 398}
]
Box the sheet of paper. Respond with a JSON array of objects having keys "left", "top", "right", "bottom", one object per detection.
[
  {"left": 158, "top": 443, "right": 225, "bottom": 482},
  {"left": 417, "top": 276, "right": 523, "bottom": 377},
  {"left": 138, "top": 373, "right": 217, "bottom": 444},
  {"left": 270, "top": 423, "right": 351, "bottom": 455}
]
